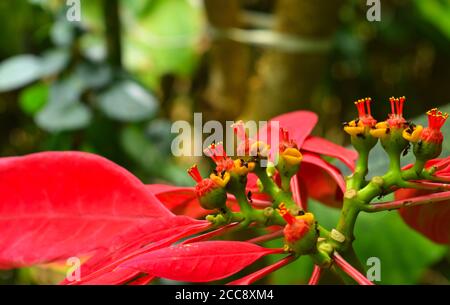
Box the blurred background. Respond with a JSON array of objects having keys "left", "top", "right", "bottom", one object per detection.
[{"left": 0, "top": 0, "right": 449, "bottom": 284}]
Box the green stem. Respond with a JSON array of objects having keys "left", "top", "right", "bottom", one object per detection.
[
  {"left": 103, "top": 0, "right": 122, "bottom": 67},
  {"left": 335, "top": 198, "right": 361, "bottom": 250},
  {"left": 232, "top": 183, "right": 253, "bottom": 215},
  {"left": 347, "top": 149, "right": 369, "bottom": 190},
  {"left": 253, "top": 166, "right": 300, "bottom": 212}
]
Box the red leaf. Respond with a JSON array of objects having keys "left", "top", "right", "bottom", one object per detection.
[
  {"left": 302, "top": 136, "right": 357, "bottom": 171},
  {"left": 0, "top": 151, "right": 173, "bottom": 268},
  {"left": 147, "top": 184, "right": 249, "bottom": 216},
  {"left": 298, "top": 153, "right": 345, "bottom": 208},
  {"left": 146, "top": 184, "right": 209, "bottom": 218},
  {"left": 67, "top": 216, "right": 210, "bottom": 284},
  {"left": 118, "top": 241, "right": 283, "bottom": 282},
  {"left": 396, "top": 188, "right": 450, "bottom": 244},
  {"left": 257, "top": 111, "right": 318, "bottom": 157},
  {"left": 76, "top": 269, "right": 142, "bottom": 285}
]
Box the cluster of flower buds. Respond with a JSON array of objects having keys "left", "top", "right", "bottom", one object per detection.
[
  {"left": 370, "top": 96, "right": 410, "bottom": 155},
  {"left": 187, "top": 141, "right": 261, "bottom": 211},
  {"left": 343, "top": 97, "right": 378, "bottom": 151},
  {"left": 187, "top": 164, "right": 229, "bottom": 210},
  {"left": 404, "top": 108, "right": 448, "bottom": 161},
  {"left": 186, "top": 120, "right": 314, "bottom": 256},
  {"left": 345, "top": 96, "right": 448, "bottom": 164},
  {"left": 277, "top": 203, "right": 318, "bottom": 254},
  {"left": 276, "top": 128, "right": 303, "bottom": 190}
]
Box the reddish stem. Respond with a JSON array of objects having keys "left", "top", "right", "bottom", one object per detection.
[
  {"left": 181, "top": 222, "right": 240, "bottom": 244},
  {"left": 227, "top": 256, "right": 295, "bottom": 285},
  {"left": 69, "top": 223, "right": 210, "bottom": 284},
  {"left": 308, "top": 265, "right": 322, "bottom": 285},
  {"left": 333, "top": 252, "right": 374, "bottom": 285},
  {"left": 246, "top": 230, "right": 284, "bottom": 244},
  {"left": 365, "top": 190, "right": 450, "bottom": 212},
  {"left": 405, "top": 181, "right": 450, "bottom": 191},
  {"left": 290, "top": 175, "right": 305, "bottom": 210},
  {"left": 227, "top": 194, "right": 272, "bottom": 208},
  {"left": 430, "top": 176, "right": 450, "bottom": 183}
]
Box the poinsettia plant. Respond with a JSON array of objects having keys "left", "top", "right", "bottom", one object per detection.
[{"left": 0, "top": 97, "right": 449, "bottom": 285}]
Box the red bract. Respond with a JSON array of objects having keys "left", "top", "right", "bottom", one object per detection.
[
  {"left": 118, "top": 241, "right": 283, "bottom": 282},
  {"left": 67, "top": 216, "right": 211, "bottom": 284},
  {"left": 146, "top": 184, "right": 210, "bottom": 218},
  {"left": 396, "top": 188, "right": 450, "bottom": 244},
  {"left": 298, "top": 154, "right": 345, "bottom": 208},
  {"left": 0, "top": 151, "right": 173, "bottom": 268},
  {"left": 396, "top": 158, "right": 450, "bottom": 244},
  {"left": 258, "top": 111, "right": 318, "bottom": 149},
  {"left": 302, "top": 136, "right": 357, "bottom": 171}
]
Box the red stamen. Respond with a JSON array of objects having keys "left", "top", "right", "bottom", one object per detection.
[
  {"left": 427, "top": 108, "right": 448, "bottom": 131},
  {"left": 279, "top": 128, "right": 298, "bottom": 152},
  {"left": 389, "top": 97, "right": 395, "bottom": 115},
  {"left": 232, "top": 121, "right": 249, "bottom": 143},
  {"left": 277, "top": 203, "right": 296, "bottom": 225},
  {"left": 365, "top": 98, "right": 372, "bottom": 116},
  {"left": 283, "top": 129, "right": 289, "bottom": 142},
  {"left": 395, "top": 98, "right": 399, "bottom": 115},
  {"left": 353, "top": 98, "right": 377, "bottom": 127},
  {"left": 187, "top": 164, "right": 203, "bottom": 183},
  {"left": 398, "top": 96, "right": 405, "bottom": 116},
  {"left": 354, "top": 99, "right": 365, "bottom": 117},
  {"left": 279, "top": 128, "right": 291, "bottom": 144},
  {"left": 204, "top": 142, "right": 227, "bottom": 163},
  {"left": 232, "top": 121, "right": 251, "bottom": 155}
]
